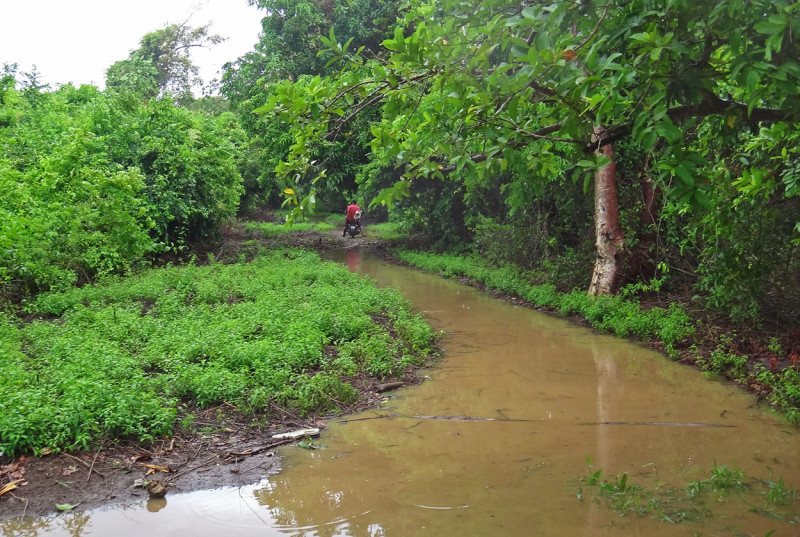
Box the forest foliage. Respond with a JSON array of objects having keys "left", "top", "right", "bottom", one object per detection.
[
  {"left": 258, "top": 0, "right": 800, "bottom": 325},
  {"left": 0, "top": 60, "right": 243, "bottom": 300},
  {"left": 4, "top": 0, "right": 796, "bottom": 324},
  {"left": 2, "top": 0, "right": 800, "bottom": 451}
]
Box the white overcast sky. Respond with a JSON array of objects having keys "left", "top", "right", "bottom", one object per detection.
[{"left": 0, "top": 0, "right": 264, "bottom": 89}]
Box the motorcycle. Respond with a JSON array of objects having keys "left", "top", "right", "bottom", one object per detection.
[{"left": 345, "top": 211, "right": 362, "bottom": 238}]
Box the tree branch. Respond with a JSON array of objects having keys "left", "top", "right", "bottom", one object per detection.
[
  {"left": 325, "top": 70, "right": 437, "bottom": 141},
  {"left": 584, "top": 91, "right": 798, "bottom": 152},
  {"left": 439, "top": 123, "right": 568, "bottom": 173}
]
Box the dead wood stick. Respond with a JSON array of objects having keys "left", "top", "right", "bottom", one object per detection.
[
  {"left": 86, "top": 451, "right": 101, "bottom": 482},
  {"left": 376, "top": 381, "right": 404, "bottom": 392},
  {"left": 225, "top": 437, "right": 295, "bottom": 458},
  {"left": 269, "top": 401, "right": 310, "bottom": 427},
  {"left": 7, "top": 492, "right": 28, "bottom": 518},
  {"left": 171, "top": 456, "right": 219, "bottom": 480},
  {"left": 338, "top": 413, "right": 397, "bottom": 424},
  {"left": 86, "top": 440, "right": 105, "bottom": 482},
  {"left": 583, "top": 421, "right": 735, "bottom": 428},
  {"left": 62, "top": 452, "right": 108, "bottom": 478}
]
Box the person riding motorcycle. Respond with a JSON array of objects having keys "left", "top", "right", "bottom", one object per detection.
[{"left": 343, "top": 201, "right": 362, "bottom": 237}]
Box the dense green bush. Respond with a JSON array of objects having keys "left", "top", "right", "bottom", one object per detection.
[{"left": 0, "top": 78, "right": 244, "bottom": 300}]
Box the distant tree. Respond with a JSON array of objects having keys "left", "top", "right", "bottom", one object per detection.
[
  {"left": 220, "top": 0, "right": 403, "bottom": 211},
  {"left": 106, "top": 22, "right": 225, "bottom": 104}
]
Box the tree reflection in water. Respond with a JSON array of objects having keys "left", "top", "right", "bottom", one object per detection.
[
  {"left": 254, "top": 476, "right": 386, "bottom": 537},
  {"left": 0, "top": 511, "right": 91, "bottom": 537}
]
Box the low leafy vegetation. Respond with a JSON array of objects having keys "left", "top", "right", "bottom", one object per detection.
[
  {"left": 394, "top": 250, "right": 695, "bottom": 356},
  {"left": 579, "top": 460, "right": 799, "bottom": 528},
  {"left": 242, "top": 220, "right": 335, "bottom": 237},
  {"left": 363, "top": 222, "right": 406, "bottom": 241},
  {"left": 0, "top": 249, "right": 436, "bottom": 457},
  {"left": 0, "top": 76, "right": 244, "bottom": 302},
  {"left": 696, "top": 343, "right": 800, "bottom": 424}
]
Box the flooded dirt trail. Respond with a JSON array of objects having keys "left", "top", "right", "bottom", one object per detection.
[{"left": 4, "top": 248, "right": 799, "bottom": 536}]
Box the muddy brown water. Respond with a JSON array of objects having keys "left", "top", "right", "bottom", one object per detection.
[{"left": 4, "top": 248, "right": 800, "bottom": 536}]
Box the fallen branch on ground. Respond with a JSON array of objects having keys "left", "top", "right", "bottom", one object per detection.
[{"left": 62, "top": 452, "right": 107, "bottom": 478}]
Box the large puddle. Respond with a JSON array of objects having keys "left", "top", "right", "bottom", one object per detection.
[{"left": 4, "top": 248, "right": 799, "bottom": 536}]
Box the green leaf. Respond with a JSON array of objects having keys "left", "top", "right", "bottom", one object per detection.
[
  {"left": 56, "top": 503, "right": 78, "bottom": 511},
  {"left": 674, "top": 164, "right": 694, "bottom": 186},
  {"left": 754, "top": 22, "right": 781, "bottom": 35},
  {"left": 650, "top": 47, "right": 663, "bottom": 61},
  {"left": 369, "top": 180, "right": 411, "bottom": 209},
  {"left": 693, "top": 189, "right": 713, "bottom": 210},
  {"left": 745, "top": 70, "right": 760, "bottom": 93},
  {"left": 655, "top": 118, "right": 683, "bottom": 144}
]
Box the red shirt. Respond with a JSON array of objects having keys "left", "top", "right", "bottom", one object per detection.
[{"left": 346, "top": 204, "right": 361, "bottom": 220}]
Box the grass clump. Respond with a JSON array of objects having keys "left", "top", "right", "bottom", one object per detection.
[
  {"left": 366, "top": 222, "right": 407, "bottom": 241},
  {"left": 579, "top": 461, "right": 800, "bottom": 528},
  {"left": 0, "top": 249, "right": 436, "bottom": 457}
]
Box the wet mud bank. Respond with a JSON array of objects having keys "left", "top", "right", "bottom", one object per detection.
[{"left": 0, "top": 377, "right": 414, "bottom": 520}]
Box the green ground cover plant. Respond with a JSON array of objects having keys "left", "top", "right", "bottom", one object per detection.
[
  {"left": 364, "top": 222, "right": 406, "bottom": 241},
  {"left": 394, "top": 250, "right": 695, "bottom": 356},
  {"left": 0, "top": 249, "right": 435, "bottom": 458},
  {"left": 579, "top": 461, "right": 800, "bottom": 529},
  {"left": 243, "top": 220, "right": 335, "bottom": 237}
]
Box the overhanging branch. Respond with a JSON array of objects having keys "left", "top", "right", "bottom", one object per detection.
[
  {"left": 438, "top": 123, "right": 569, "bottom": 173},
  {"left": 584, "top": 91, "right": 798, "bottom": 152}
]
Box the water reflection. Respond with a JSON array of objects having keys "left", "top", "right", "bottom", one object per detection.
[
  {"left": 1, "top": 511, "right": 91, "bottom": 537},
  {"left": 145, "top": 498, "right": 167, "bottom": 513},
  {"left": 345, "top": 249, "right": 360, "bottom": 273},
  {"left": 3, "top": 248, "right": 799, "bottom": 536}
]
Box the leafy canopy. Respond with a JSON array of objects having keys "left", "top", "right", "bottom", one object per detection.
[{"left": 261, "top": 0, "right": 800, "bottom": 216}]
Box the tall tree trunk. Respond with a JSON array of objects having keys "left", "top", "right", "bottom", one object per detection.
[
  {"left": 589, "top": 129, "right": 627, "bottom": 295},
  {"left": 632, "top": 161, "right": 659, "bottom": 282}
]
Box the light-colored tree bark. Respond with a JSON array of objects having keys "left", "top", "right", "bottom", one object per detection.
[{"left": 589, "top": 129, "right": 627, "bottom": 295}]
